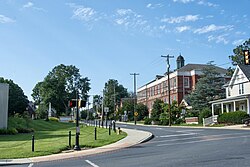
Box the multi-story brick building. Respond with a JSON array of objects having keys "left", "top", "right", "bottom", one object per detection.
[{"left": 137, "top": 55, "right": 228, "bottom": 116}]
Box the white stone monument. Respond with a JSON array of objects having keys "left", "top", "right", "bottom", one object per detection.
[{"left": 0, "top": 83, "right": 9, "bottom": 129}]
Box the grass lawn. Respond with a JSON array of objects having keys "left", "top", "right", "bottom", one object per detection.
[{"left": 0, "top": 120, "right": 126, "bottom": 159}]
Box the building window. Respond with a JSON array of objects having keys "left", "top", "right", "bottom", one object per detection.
[
  {"left": 184, "top": 77, "right": 189, "bottom": 88},
  {"left": 239, "top": 83, "right": 244, "bottom": 95},
  {"left": 173, "top": 78, "right": 177, "bottom": 88},
  {"left": 228, "top": 88, "right": 231, "bottom": 97}
]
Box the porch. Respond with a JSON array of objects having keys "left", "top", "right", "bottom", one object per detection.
[{"left": 209, "top": 94, "right": 250, "bottom": 117}]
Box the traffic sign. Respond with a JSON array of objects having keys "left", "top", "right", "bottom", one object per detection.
[
  {"left": 104, "top": 107, "right": 109, "bottom": 113},
  {"left": 134, "top": 112, "right": 138, "bottom": 117}
]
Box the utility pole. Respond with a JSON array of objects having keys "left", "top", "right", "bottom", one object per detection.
[
  {"left": 101, "top": 90, "right": 104, "bottom": 127},
  {"left": 130, "top": 73, "right": 139, "bottom": 125},
  {"left": 113, "top": 84, "right": 116, "bottom": 120},
  {"left": 161, "top": 55, "right": 174, "bottom": 126}
]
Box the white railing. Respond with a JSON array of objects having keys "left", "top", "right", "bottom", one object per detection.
[{"left": 203, "top": 115, "right": 218, "bottom": 126}]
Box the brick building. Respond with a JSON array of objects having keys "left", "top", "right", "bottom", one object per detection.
[{"left": 137, "top": 55, "right": 228, "bottom": 116}]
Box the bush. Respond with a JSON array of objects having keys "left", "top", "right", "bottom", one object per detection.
[
  {"left": 49, "top": 117, "right": 59, "bottom": 122},
  {"left": 198, "top": 108, "right": 212, "bottom": 123},
  {"left": 0, "top": 128, "right": 18, "bottom": 135},
  {"left": 144, "top": 117, "right": 152, "bottom": 125},
  {"left": 16, "top": 127, "right": 34, "bottom": 133},
  {"left": 218, "top": 111, "right": 249, "bottom": 124},
  {"left": 159, "top": 112, "right": 169, "bottom": 125},
  {"left": 174, "top": 118, "right": 185, "bottom": 124}
]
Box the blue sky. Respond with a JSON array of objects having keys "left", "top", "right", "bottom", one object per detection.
[{"left": 0, "top": 0, "right": 249, "bottom": 100}]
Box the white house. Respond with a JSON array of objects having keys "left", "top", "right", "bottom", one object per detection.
[{"left": 209, "top": 65, "right": 250, "bottom": 117}]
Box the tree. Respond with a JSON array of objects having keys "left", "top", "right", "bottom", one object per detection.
[
  {"left": 0, "top": 77, "right": 28, "bottom": 116},
  {"left": 229, "top": 38, "right": 250, "bottom": 65},
  {"left": 32, "top": 64, "right": 91, "bottom": 116},
  {"left": 151, "top": 99, "right": 164, "bottom": 122},
  {"left": 187, "top": 64, "right": 226, "bottom": 111},
  {"left": 135, "top": 103, "right": 149, "bottom": 121},
  {"left": 103, "top": 79, "right": 129, "bottom": 118},
  {"left": 93, "top": 95, "right": 102, "bottom": 115}
]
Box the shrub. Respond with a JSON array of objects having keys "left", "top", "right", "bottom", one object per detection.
[
  {"left": 16, "top": 127, "right": 34, "bottom": 133},
  {"left": 218, "top": 111, "right": 249, "bottom": 124},
  {"left": 198, "top": 108, "right": 212, "bottom": 123},
  {"left": 49, "top": 117, "right": 59, "bottom": 122},
  {"left": 144, "top": 117, "right": 152, "bottom": 125},
  {"left": 159, "top": 112, "right": 169, "bottom": 125},
  {"left": 174, "top": 118, "right": 185, "bottom": 124},
  {"left": 0, "top": 128, "right": 18, "bottom": 135}
]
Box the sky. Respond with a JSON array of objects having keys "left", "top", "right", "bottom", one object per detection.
[{"left": 0, "top": 0, "right": 249, "bottom": 101}]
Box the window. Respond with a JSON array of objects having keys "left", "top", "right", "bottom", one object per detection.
[
  {"left": 184, "top": 77, "right": 189, "bottom": 88},
  {"left": 173, "top": 78, "right": 177, "bottom": 88},
  {"left": 239, "top": 83, "right": 244, "bottom": 95},
  {"left": 228, "top": 88, "right": 231, "bottom": 97}
]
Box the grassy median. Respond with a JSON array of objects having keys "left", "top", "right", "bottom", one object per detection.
[{"left": 0, "top": 120, "right": 126, "bottom": 159}]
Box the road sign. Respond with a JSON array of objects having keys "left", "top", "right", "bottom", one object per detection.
[
  {"left": 134, "top": 112, "right": 138, "bottom": 117},
  {"left": 104, "top": 107, "right": 109, "bottom": 113}
]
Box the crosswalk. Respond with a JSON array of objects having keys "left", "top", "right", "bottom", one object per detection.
[{"left": 151, "top": 130, "right": 250, "bottom": 147}]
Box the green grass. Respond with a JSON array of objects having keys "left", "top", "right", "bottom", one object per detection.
[{"left": 0, "top": 120, "right": 126, "bottom": 159}]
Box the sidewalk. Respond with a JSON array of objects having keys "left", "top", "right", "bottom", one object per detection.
[{"left": 0, "top": 128, "right": 153, "bottom": 166}]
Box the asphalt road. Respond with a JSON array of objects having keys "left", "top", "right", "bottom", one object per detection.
[{"left": 14, "top": 124, "right": 250, "bottom": 167}]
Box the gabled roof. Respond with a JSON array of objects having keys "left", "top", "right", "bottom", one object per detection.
[
  {"left": 239, "top": 65, "right": 250, "bottom": 81},
  {"left": 177, "top": 64, "right": 227, "bottom": 74}
]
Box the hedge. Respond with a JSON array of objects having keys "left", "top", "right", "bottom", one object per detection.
[{"left": 218, "top": 111, "right": 249, "bottom": 124}]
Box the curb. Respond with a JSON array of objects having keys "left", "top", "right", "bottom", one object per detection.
[
  {"left": 0, "top": 128, "right": 153, "bottom": 166},
  {"left": 117, "top": 121, "right": 250, "bottom": 130}
]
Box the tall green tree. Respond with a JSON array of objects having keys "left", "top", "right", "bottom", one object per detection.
[
  {"left": 93, "top": 95, "right": 102, "bottom": 115},
  {"left": 0, "top": 77, "right": 28, "bottom": 116},
  {"left": 32, "top": 64, "right": 91, "bottom": 116},
  {"left": 135, "top": 103, "right": 149, "bottom": 121},
  {"left": 103, "top": 79, "right": 129, "bottom": 117},
  {"left": 229, "top": 38, "right": 250, "bottom": 65},
  {"left": 151, "top": 99, "right": 164, "bottom": 122},
  {"left": 186, "top": 64, "right": 226, "bottom": 111}
]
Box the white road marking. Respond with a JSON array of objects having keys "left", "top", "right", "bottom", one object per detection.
[
  {"left": 85, "top": 160, "right": 99, "bottom": 167},
  {"left": 160, "top": 133, "right": 196, "bottom": 138},
  {"left": 28, "top": 163, "right": 34, "bottom": 167},
  {"left": 157, "top": 134, "right": 250, "bottom": 147},
  {"left": 155, "top": 128, "right": 162, "bottom": 130},
  {"left": 153, "top": 132, "right": 250, "bottom": 144},
  {"left": 176, "top": 130, "right": 203, "bottom": 132}
]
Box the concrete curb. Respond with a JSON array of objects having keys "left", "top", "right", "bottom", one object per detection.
[
  {"left": 117, "top": 121, "right": 250, "bottom": 130},
  {"left": 0, "top": 128, "right": 153, "bottom": 165}
]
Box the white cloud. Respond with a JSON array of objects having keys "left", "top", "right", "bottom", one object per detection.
[
  {"left": 23, "top": 2, "right": 33, "bottom": 8},
  {"left": 115, "top": 8, "right": 147, "bottom": 28},
  {"left": 194, "top": 24, "right": 233, "bottom": 34},
  {"left": 161, "top": 15, "right": 199, "bottom": 24},
  {"left": 173, "top": 0, "right": 194, "bottom": 3},
  {"left": 176, "top": 26, "right": 191, "bottom": 32},
  {"left": 208, "top": 35, "right": 229, "bottom": 44},
  {"left": 22, "top": 2, "right": 46, "bottom": 12},
  {"left": 0, "top": 15, "right": 15, "bottom": 23},
  {"left": 146, "top": 3, "right": 163, "bottom": 9},
  {"left": 72, "top": 7, "right": 96, "bottom": 21},
  {"left": 197, "top": 0, "right": 218, "bottom": 7},
  {"left": 232, "top": 39, "right": 244, "bottom": 46}
]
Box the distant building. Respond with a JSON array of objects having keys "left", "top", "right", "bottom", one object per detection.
[
  {"left": 137, "top": 55, "right": 228, "bottom": 117},
  {"left": 26, "top": 101, "right": 36, "bottom": 119},
  {"left": 210, "top": 65, "right": 250, "bottom": 116}
]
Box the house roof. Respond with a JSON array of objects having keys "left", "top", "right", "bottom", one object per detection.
[
  {"left": 177, "top": 64, "right": 227, "bottom": 74},
  {"left": 239, "top": 64, "right": 250, "bottom": 80}
]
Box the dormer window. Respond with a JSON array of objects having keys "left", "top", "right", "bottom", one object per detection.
[{"left": 228, "top": 88, "right": 231, "bottom": 97}]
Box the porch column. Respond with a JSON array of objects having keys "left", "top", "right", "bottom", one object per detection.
[
  {"left": 247, "top": 98, "right": 250, "bottom": 115},
  {"left": 226, "top": 104, "right": 229, "bottom": 113},
  {"left": 212, "top": 104, "right": 215, "bottom": 116},
  {"left": 233, "top": 101, "right": 236, "bottom": 112},
  {"left": 221, "top": 103, "right": 224, "bottom": 114}
]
